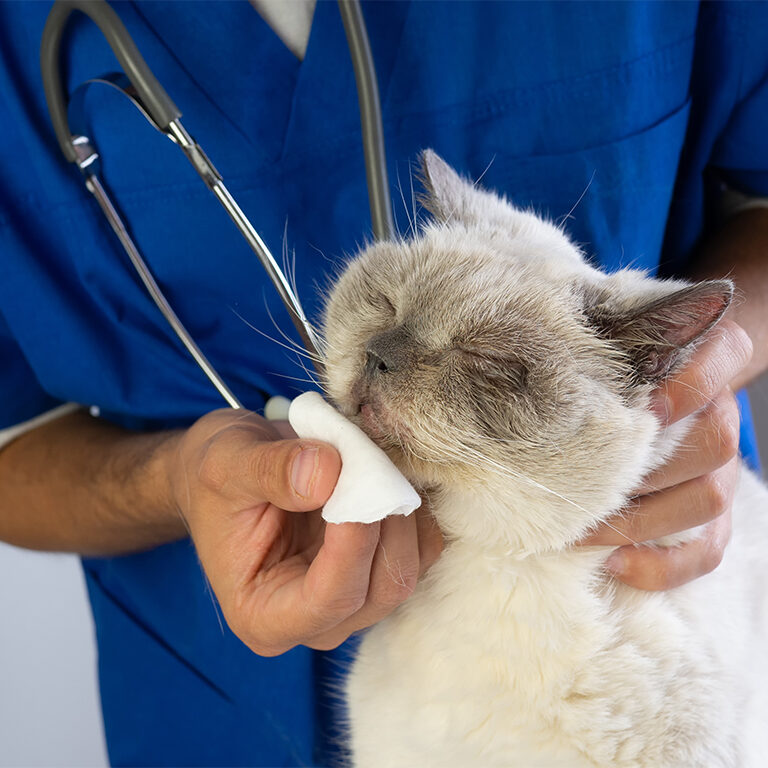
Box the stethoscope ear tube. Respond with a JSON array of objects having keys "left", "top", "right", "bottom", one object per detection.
[
  {"left": 41, "top": 0, "right": 181, "bottom": 164},
  {"left": 338, "top": 0, "right": 394, "bottom": 242},
  {"left": 39, "top": 0, "right": 392, "bottom": 409}
]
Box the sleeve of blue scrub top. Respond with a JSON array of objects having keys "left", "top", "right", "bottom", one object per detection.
[
  {"left": 707, "top": 5, "right": 768, "bottom": 196},
  {"left": 0, "top": 308, "right": 62, "bottom": 430}
]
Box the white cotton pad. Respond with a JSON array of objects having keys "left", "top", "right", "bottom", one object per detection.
[{"left": 288, "top": 391, "right": 421, "bottom": 525}]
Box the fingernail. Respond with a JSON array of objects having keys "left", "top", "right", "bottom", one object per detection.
[
  {"left": 291, "top": 448, "right": 318, "bottom": 497},
  {"left": 606, "top": 549, "right": 625, "bottom": 575}
]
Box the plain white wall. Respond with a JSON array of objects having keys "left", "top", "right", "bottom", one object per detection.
[
  {"left": 2, "top": 377, "right": 768, "bottom": 767},
  {"left": 0, "top": 544, "right": 107, "bottom": 767}
]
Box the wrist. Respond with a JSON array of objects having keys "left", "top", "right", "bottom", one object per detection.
[{"left": 128, "top": 428, "right": 187, "bottom": 540}]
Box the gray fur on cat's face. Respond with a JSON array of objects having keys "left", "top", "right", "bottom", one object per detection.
[{"left": 322, "top": 151, "right": 731, "bottom": 550}]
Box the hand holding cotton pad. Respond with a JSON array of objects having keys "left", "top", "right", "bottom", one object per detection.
[{"left": 287, "top": 391, "right": 421, "bottom": 525}]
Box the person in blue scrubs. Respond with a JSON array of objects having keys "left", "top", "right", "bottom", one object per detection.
[{"left": 0, "top": 2, "right": 766, "bottom": 765}]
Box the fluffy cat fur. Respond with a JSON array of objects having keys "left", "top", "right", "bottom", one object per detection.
[{"left": 321, "top": 151, "right": 768, "bottom": 767}]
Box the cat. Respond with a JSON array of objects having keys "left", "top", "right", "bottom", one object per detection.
[{"left": 320, "top": 151, "right": 768, "bottom": 767}]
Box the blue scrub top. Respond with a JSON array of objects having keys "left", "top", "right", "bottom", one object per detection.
[{"left": 1, "top": 2, "right": 767, "bottom": 765}]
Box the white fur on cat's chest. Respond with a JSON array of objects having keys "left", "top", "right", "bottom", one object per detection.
[{"left": 346, "top": 471, "right": 768, "bottom": 768}]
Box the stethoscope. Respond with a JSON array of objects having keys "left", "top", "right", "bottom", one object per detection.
[{"left": 41, "top": 0, "right": 394, "bottom": 409}]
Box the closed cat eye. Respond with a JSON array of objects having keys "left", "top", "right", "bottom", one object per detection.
[{"left": 371, "top": 292, "right": 396, "bottom": 314}]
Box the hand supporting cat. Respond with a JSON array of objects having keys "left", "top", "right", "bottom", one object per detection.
[{"left": 582, "top": 318, "right": 752, "bottom": 589}]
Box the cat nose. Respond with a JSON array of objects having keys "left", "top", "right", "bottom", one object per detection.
[
  {"left": 365, "top": 349, "right": 392, "bottom": 376},
  {"left": 364, "top": 327, "right": 411, "bottom": 377}
]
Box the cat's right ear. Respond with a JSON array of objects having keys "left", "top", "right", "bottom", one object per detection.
[
  {"left": 419, "top": 150, "right": 468, "bottom": 222},
  {"left": 418, "top": 150, "right": 515, "bottom": 228}
]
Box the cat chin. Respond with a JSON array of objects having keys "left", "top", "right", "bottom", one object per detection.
[
  {"left": 430, "top": 481, "right": 622, "bottom": 555},
  {"left": 425, "top": 405, "right": 665, "bottom": 553}
]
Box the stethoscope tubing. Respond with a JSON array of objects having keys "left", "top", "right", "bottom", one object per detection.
[
  {"left": 338, "top": 0, "right": 395, "bottom": 243},
  {"left": 40, "top": 0, "right": 394, "bottom": 409}
]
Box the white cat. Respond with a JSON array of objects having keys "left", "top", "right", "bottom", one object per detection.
[{"left": 320, "top": 151, "right": 768, "bottom": 767}]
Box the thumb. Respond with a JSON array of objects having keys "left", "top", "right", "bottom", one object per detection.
[{"left": 248, "top": 439, "right": 341, "bottom": 512}]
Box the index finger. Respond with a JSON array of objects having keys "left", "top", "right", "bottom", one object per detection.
[
  {"left": 299, "top": 521, "right": 381, "bottom": 632},
  {"left": 239, "top": 521, "right": 380, "bottom": 656},
  {"left": 652, "top": 319, "right": 752, "bottom": 425},
  {"left": 605, "top": 507, "right": 732, "bottom": 590}
]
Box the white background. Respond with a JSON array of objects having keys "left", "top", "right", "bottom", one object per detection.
[{"left": 2, "top": 378, "right": 768, "bottom": 767}]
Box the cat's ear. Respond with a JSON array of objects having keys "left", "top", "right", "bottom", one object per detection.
[
  {"left": 419, "top": 150, "right": 468, "bottom": 221},
  {"left": 588, "top": 280, "right": 734, "bottom": 383},
  {"left": 419, "top": 149, "right": 514, "bottom": 228}
]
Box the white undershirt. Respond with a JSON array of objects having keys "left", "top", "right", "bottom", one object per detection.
[{"left": 248, "top": 0, "right": 316, "bottom": 60}]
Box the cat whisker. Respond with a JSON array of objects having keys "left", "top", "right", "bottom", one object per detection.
[
  {"left": 472, "top": 155, "right": 496, "bottom": 188},
  {"left": 261, "top": 297, "right": 328, "bottom": 362},
  {"left": 396, "top": 166, "right": 416, "bottom": 240},
  {"left": 404, "top": 416, "right": 641, "bottom": 547},
  {"left": 280, "top": 222, "right": 301, "bottom": 307},
  {"left": 557, "top": 169, "right": 596, "bottom": 229},
  {"left": 661, "top": 378, "right": 718, "bottom": 411},
  {"left": 270, "top": 370, "right": 329, "bottom": 392},
  {"left": 230, "top": 307, "right": 325, "bottom": 375},
  {"left": 594, "top": 517, "right": 641, "bottom": 547},
  {"left": 409, "top": 163, "right": 423, "bottom": 235}
]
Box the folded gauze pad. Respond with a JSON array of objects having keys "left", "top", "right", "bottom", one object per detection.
[{"left": 287, "top": 391, "right": 421, "bottom": 525}]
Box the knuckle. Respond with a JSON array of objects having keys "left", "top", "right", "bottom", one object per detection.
[
  {"left": 309, "top": 635, "right": 348, "bottom": 652},
  {"left": 622, "top": 510, "right": 644, "bottom": 544},
  {"left": 658, "top": 570, "right": 676, "bottom": 593},
  {"left": 702, "top": 539, "right": 726, "bottom": 576},
  {"left": 684, "top": 360, "right": 714, "bottom": 406},
  {"left": 249, "top": 443, "right": 288, "bottom": 496},
  {"left": 700, "top": 472, "right": 730, "bottom": 518},
  {"left": 653, "top": 557, "right": 676, "bottom": 592},
  {"left": 374, "top": 564, "right": 418, "bottom": 609},
  {"left": 193, "top": 423, "right": 263, "bottom": 494},
  {"left": 622, "top": 547, "right": 680, "bottom": 592},
  {"left": 223, "top": 594, "right": 281, "bottom": 655},
  {"left": 725, "top": 321, "right": 754, "bottom": 368},
  {"left": 348, "top": 528, "right": 383, "bottom": 562},
  {"left": 196, "top": 441, "right": 229, "bottom": 493},
  {"left": 631, "top": 559, "right": 673, "bottom": 592},
  {"left": 221, "top": 602, "right": 249, "bottom": 644},
  {"left": 615, "top": 502, "right": 644, "bottom": 544},
  {"left": 313, "top": 589, "right": 367, "bottom": 623},
  {"left": 248, "top": 641, "right": 292, "bottom": 658},
  {"left": 227, "top": 614, "right": 290, "bottom": 657},
  {"left": 707, "top": 398, "right": 740, "bottom": 463}
]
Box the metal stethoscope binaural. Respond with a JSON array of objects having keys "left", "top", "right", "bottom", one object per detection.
[{"left": 41, "top": 0, "right": 394, "bottom": 409}]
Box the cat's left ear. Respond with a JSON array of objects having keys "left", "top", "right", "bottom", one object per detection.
[
  {"left": 419, "top": 149, "right": 517, "bottom": 228},
  {"left": 588, "top": 280, "right": 734, "bottom": 383}
]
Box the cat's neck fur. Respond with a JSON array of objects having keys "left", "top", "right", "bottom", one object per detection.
[{"left": 353, "top": 502, "right": 638, "bottom": 767}]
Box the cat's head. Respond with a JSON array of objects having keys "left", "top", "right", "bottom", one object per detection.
[{"left": 322, "top": 151, "right": 732, "bottom": 552}]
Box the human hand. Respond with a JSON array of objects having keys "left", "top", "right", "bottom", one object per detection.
[
  {"left": 581, "top": 319, "right": 753, "bottom": 590},
  {"left": 167, "top": 409, "right": 442, "bottom": 656}
]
